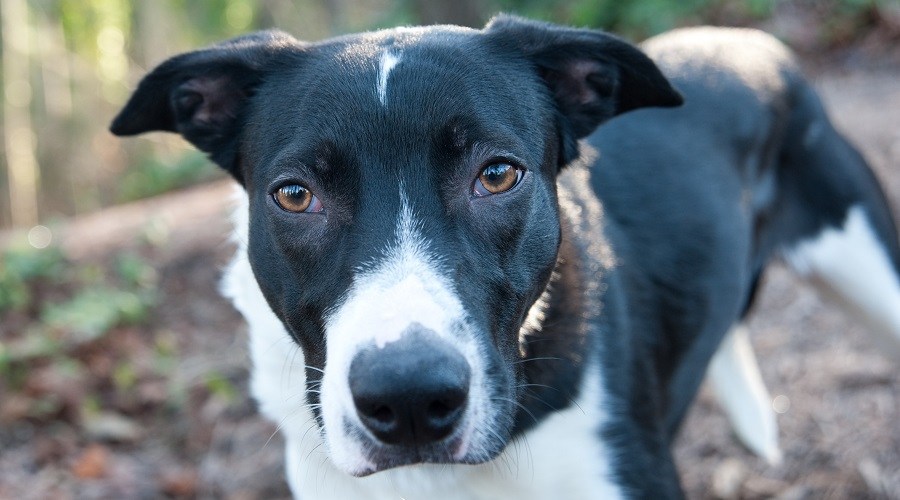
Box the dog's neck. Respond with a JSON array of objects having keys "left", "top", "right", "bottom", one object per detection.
[{"left": 513, "top": 164, "right": 609, "bottom": 434}]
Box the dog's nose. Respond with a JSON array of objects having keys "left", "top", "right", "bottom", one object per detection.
[{"left": 349, "top": 326, "right": 470, "bottom": 447}]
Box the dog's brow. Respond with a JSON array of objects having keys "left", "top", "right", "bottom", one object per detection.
[{"left": 376, "top": 50, "right": 401, "bottom": 106}]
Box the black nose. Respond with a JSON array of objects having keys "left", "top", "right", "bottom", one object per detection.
[{"left": 349, "top": 326, "right": 470, "bottom": 447}]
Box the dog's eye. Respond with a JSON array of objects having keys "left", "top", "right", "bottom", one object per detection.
[
  {"left": 273, "top": 184, "right": 323, "bottom": 213},
  {"left": 473, "top": 163, "right": 523, "bottom": 196}
]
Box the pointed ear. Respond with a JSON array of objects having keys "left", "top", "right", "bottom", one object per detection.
[
  {"left": 485, "top": 15, "right": 682, "bottom": 164},
  {"left": 110, "top": 30, "right": 299, "bottom": 182}
]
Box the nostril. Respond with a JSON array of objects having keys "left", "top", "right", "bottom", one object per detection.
[
  {"left": 354, "top": 396, "right": 400, "bottom": 437},
  {"left": 427, "top": 399, "right": 453, "bottom": 420},
  {"left": 353, "top": 395, "right": 397, "bottom": 429},
  {"left": 366, "top": 404, "right": 395, "bottom": 425},
  {"left": 427, "top": 391, "right": 466, "bottom": 422},
  {"left": 422, "top": 388, "right": 467, "bottom": 441}
]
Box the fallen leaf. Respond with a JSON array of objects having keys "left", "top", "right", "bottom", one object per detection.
[
  {"left": 71, "top": 443, "right": 109, "bottom": 479},
  {"left": 160, "top": 467, "right": 199, "bottom": 497}
]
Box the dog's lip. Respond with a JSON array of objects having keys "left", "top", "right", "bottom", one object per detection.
[
  {"left": 352, "top": 449, "right": 491, "bottom": 477},
  {"left": 345, "top": 426, "right": 485, "bottom": 476}
]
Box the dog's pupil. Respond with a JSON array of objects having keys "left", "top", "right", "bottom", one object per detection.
[{"left": 482, "top": 164, "right": 514, "bottom": 192}]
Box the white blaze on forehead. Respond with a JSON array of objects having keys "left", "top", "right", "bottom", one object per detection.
[{"left": 376, "top": 50, "right": 401, "bottom": 106}]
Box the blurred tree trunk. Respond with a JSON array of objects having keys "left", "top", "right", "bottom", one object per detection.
[
  {"left": 2, "top": 0, "right": 40, "bottom": 227},
  {"left": 137, "top": 0, "right": 173, "bottom": 68},
  {"left": 37, "top": 15, "right": 75, "bottom": 219},
  {"left": 408, "top": 0, "right": 487, "bottom": 27},
  {"left": 322, "top": 0, "right": 349, "bottom": 35}
]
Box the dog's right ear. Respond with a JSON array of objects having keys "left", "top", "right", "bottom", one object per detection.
[{"left": 110, "top": 30, "right": 299, "bottom": 183}]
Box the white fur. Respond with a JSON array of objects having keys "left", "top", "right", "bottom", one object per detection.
[
  {"left": 709, "top": 324, "right": 781, "bottom": 464},
  {"left": 320, "top": 192, "right": 492, "bottom": 475},
  {"left": 711, "top": 205, "right": 900, "bottom": 464},
  {"left": 377, "top": 50, "right": 401, "bottom": 106},
  {"left": 221, "top": 190, "right": 316, "bottom": 436},
  {"left": 784, "top": 205, "right": 900, "bottom": 359},
  {"left": 223, "top": 189, "right": 624, "bottom": 498},
  {"left": 284, "top": 360, "right": 624, "bottom": 500}
]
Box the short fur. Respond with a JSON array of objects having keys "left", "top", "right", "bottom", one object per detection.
[{"left": 112, "top": 17, "right": 900, "bottom": 499}]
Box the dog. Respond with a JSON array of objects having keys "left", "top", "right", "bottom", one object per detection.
[{"left": 110, "top": 15, "right": 900, "bottom": 499}]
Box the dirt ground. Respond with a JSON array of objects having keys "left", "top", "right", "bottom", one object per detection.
[{"left": 1, "top": 52, "right": 899, "bottom": 500}]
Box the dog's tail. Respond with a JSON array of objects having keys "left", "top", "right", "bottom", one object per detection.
[
  {"left": 772, "top": 79, "right": 900, "bottom": 359},
  {"left": 711, "top": 74, "right": 900, "bottom": 465}
]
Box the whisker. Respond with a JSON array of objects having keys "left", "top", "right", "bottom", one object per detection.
[
  {"left": 262, "top": 413, "right": 292, "bottom": 451},
  {"left": 492, "top": 396, "right": 539, "bottom": 425},
  {"left": 304, "top": 441, "right": 326, "bottom": 465},
  {"left": 520, "top": 390, "right": 559, "bottom": 412},
  {"left": 512, "top": 356, "right": 563, "bottom": 365},
  {"left": 516, "top": 383, "right": 586, "bottom": 415}
]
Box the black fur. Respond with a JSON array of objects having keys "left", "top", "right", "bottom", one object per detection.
[
  {"left": 110, "top": 31, "right": 299, "bottom": 182},
  {"left": 111, "top": 18, "right": 898, "bottom": 498}
]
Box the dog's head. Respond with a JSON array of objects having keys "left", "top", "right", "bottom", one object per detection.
[{"left": 112, "top": 15, "right": 680, "bottom": 476}]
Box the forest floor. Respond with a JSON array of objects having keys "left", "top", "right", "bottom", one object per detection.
[{"left": 1, "top": 43, "right": 899, "bottom": 500}]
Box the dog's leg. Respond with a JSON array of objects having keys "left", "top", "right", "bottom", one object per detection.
[
  {"left": 785, "top": 206, "right": 900, "bottom": 360},
  {"left": 709, "top": 323, "right": 782, "bottom": 464}
]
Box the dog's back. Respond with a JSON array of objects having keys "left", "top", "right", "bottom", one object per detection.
[{"left": 590, "top": 26, "right": 900, "bottom": 460}]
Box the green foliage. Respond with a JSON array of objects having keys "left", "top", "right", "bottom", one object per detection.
[
  {"left": 165, "top": 0, "right": 258, "bottom": 43},
  {"left": 495, "top": 0, "right": 887, "bottom": 43},
  {"left": 112, "top": 362, "right": 138, "bottom": 391},
  {"left": 152, "top": 330, "right": 178, "bottom": 376},
  {"left": 0, "top": 246, "right": 64, "bottom": 312},
  {"left": 0, "top": 280, "right": 29, "bottom": 314},
  {"left": 0, "top": 245, "right": 156, "bottom": 361},
  {"left": 498, "top": 0, "right": 781, "bottom": 39},
  {"left": 117, "top": 151, "right": 219, "bottom": 204},
  {"left": 0, "top": 330, "right": 62, "bottom": 362},
  {"left": 56, "top": 0, "right": 132, "bottom": 56},
  {"left": 0, "top": 249, "right": 160, "bottom": 405},
  {"left": 41, "top": 287, "right": 152, "bottom": 342},
  {"left": 115, "top": 252, "right": 158, "bottom": 289},
  {"left": 816, "top": 0, "right": 886, "bottom": 46},
  {"left": 204, "top": 372, "right": 238, "bottom": 402},
  {"left": 571, "top": 0, "right": 704, "bottom": 37},
  {"left": 2, "top": 246, "right": 65, "bottom": 280}
]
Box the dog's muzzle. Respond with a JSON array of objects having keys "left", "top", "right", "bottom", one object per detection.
[{"left": 349, "top": 327, "right": 471, "bottom": 450}]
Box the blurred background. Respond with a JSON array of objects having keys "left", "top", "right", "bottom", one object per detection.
[
  {"left": 1, "top": 1, "right": 899, "bottom": 499},
  {"left": 0, "top": 0, "right": 898, "bottom": 232}
]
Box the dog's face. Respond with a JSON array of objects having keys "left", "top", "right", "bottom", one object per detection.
[{"left": 112, "top": 16, "right": 680, "bottom": 476}]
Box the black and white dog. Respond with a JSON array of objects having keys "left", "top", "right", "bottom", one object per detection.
[{"left": 111, "top": 16, "right": 900, "bottom": 499}]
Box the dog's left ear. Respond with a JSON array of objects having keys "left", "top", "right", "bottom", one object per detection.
[{"left": 485, "top": 15, "right": 682, "bottom": 164}]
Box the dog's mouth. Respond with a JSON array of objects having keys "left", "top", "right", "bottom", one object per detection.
[{"left": 342, "top": 413, "right": 490, "bottom": 476}]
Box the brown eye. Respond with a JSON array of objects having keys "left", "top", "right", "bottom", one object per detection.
[
  {"left": 273, "top": 184, "right": 322, "bottom": 213},
  {"left": 474, "top": 163, "right": 523, "bottom": 196}
]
